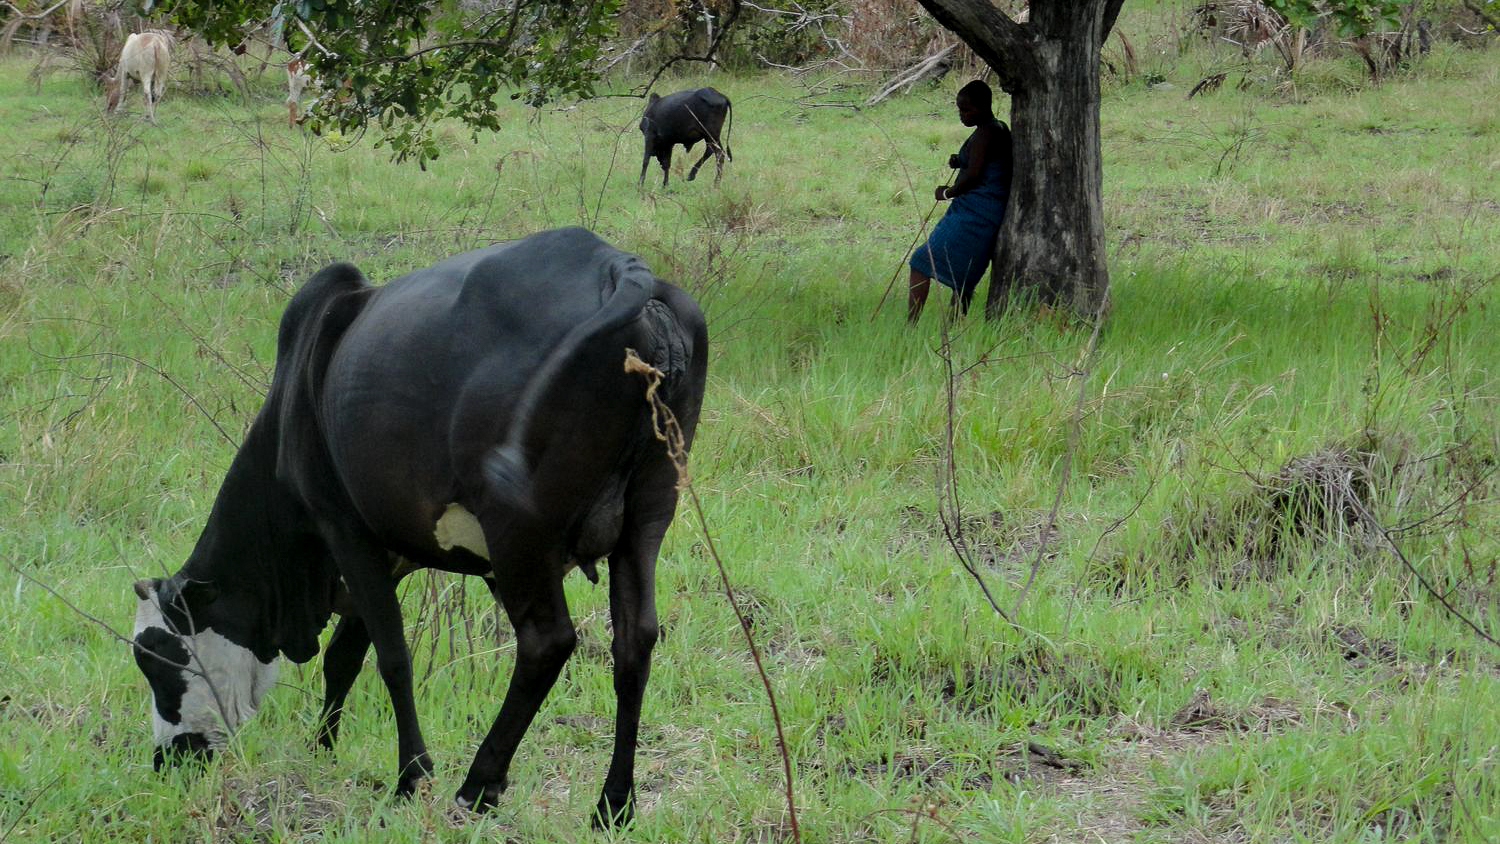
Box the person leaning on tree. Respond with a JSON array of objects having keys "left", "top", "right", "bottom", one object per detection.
[{"left": 907, "top": 79, "right": 1014, "bottom": 323}]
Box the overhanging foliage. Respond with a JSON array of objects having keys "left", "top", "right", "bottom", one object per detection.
[{"left": 146, "top": 0, "right": 622, "bottom": 165}]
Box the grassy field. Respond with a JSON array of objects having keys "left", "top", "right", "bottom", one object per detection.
[{"left": 2, "top": 11, "right": 1498, "bottom": 843}]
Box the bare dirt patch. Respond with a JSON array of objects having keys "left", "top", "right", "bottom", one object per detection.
[{"left": 213, "top": 771, "right": 347, "bottom": 840}]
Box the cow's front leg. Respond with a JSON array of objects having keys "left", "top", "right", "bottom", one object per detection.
[
  {"left": 315, "top": 613, "right": 370, "bottom": 751},
  {"left": 334, "top": 539, "right": 432, "bottom": 797},
  {"left": 657, "top": 149, "right": 674, "bottom": 187},
  {"left": 456, "top": 561, "right": 575, "bottom": 812}
]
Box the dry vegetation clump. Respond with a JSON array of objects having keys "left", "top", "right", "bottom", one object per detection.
[
  {"left": 838, "top": 748, "right": 1001, "bottom": 789},
  {"left": 1166, "top": 687, "right": 1303, "bottom": 734},
  {"left": 1165, "top": 432, "right": 1408, "bottom": 579},
  {"left": 841, "top": 0, "right": 957, "bottom": 70},
  {"left": 19, "top": 1, "right": 130, "bottom": 89},
  {"left": 609, "top": 0, "right": 1016, "bottom": 79},
  {"left": 1134, "top": 425, "right": 1494, "bottom": 595},
  {"left": 1188, "top": 0, "right": 1497, "bottom": 84}
]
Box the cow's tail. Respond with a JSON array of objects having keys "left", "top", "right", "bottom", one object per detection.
[
  {"left": 723, "top": 99, "right": 734, "bottom": 161},
  {"left": 481, "top": 256, "right": 658, "bottom": 518}
]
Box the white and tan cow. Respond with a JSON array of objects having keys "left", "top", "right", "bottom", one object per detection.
[{"left": 105, "top": 30, "right": 174, "bottom": 123}]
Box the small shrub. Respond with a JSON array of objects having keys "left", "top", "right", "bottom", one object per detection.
[
  {"left": 181, "top": 159, "right": 214, "bottom": 181},
  {"left": 1160, "top": 432, "right": 1415, "bottom": 583}
]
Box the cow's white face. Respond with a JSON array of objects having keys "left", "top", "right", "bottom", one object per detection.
[{"left": 131, "top": 577, "right": 279, "bottom": 769}]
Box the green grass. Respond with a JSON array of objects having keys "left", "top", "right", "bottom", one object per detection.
[{"left": 2, "top": 23, "right": 1498, "bottom": 844}]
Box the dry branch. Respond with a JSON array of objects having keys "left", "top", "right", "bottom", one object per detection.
[
  {"left": 1463, "top": 0, "right": 1499, "bottom": 31},
  {"left": 866, "top": 43, "right": 956, "bottom": 105}
]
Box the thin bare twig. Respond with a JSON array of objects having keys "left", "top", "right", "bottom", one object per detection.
[
  {"left": 3, "top": 559, "right": 205, "bottom": 679},
  {"left": 624, "top": 349, "right": 802, "bottom": 843},
  {"left": 871, "top": 190, "right": 947, "bottom": 321},
  {"left": 1011, "top": 308, "right": 1106, "bottom": 619},
  {"left": 934, "top": 321, "right": 1013, "bottom": 624},
  {"left": 1084, "top": 466, "right": 1164, "bottom": 566},
  {"left": 1350, "top": 497, "right": 1500, "bottom": 649}
]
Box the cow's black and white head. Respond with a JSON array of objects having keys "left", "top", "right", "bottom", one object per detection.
[{"left": 131, "top": 576, "right": 279, "bottom": 769}]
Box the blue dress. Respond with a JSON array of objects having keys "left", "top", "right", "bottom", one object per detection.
[{"left": 910, "top": 119, "right": 1012, "bottom": 300}]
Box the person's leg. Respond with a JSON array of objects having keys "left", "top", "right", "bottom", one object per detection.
[
  {"left": 956, "top": 277, "right": 978, "bottom": 317},
  {"left": 946, "top": 290, "right": 966, "bottom": 322},
  {"left": 908, "top": 268, "right": 932, "bottom": 323}
]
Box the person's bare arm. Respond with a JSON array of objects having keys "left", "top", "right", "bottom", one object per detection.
[{"left": 937, "top": 127, "right": 991, "bottom": 200}]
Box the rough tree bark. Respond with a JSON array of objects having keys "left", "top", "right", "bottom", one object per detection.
[{"left": 915, "top": 0, "right": 1124, "bottom": 318}]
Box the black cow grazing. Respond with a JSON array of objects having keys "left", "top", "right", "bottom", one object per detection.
[
  {"left": 129, "top": 226, "right": 708, "bottom": 828},
  {"left": 638, "top": 86, "right": 734, "bottom": 187}
]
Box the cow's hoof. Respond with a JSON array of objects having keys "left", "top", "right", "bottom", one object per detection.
[
  {"left": 592, "top": 790, "right": 635, "bottom": 829},
  {"left": 393, "top": 753, "right": 434, "bottom": 798},
  {"left": 455, "top": 776, "right": 507, "bottom": 813}
]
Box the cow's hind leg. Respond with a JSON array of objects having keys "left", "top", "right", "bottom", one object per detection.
[
  {"left": 315, "top": 613, "right": 371, "bottom": 751},
  {"left": 333, "top": 536, "right": 433, "bottom": 796},
  {"left": 142, "top": 72, "right": 156, "bottom": 123},
  {"left": 456, "top": 540, "right": 576, "bottom": 812},
  {"left": 594, "top": 467, "right": 677, "bottom": 828},
  {"left": 686, "top": 143, "right": 716, "bottom": 182}
]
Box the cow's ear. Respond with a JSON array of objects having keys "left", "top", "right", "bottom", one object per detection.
[{"left": 132, "top": 577, "right": 161, "bottom": 601}]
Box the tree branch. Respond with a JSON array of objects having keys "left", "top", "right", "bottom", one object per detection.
[
  {"left": 636, "top": 0, "right": 744, "bottom": 96},
  {"left": 0, "top": 0, "right": 73, "bottom": 20},
  {"left": 1350, "top": 497, "right": 1500, "bottom": 650},
  {"left": 1462, "top": 0, "right": 1499, "bottom": 31},
  {"left": 914, "top": 0, "right": 1038, "bottom": 92}
]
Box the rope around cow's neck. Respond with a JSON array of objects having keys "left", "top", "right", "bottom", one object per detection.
[{"left": 871, "top": 177, "right": 952, "bottom": 321}]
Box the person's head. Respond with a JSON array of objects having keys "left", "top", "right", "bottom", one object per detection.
[{"left": 956, "top": 80, "right": 993, "bottom": 127}]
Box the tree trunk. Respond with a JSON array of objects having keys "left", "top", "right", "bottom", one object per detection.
[
  {"left": 915, "top": 0, "right": 1120, "bottom": 319},
  {"left": 988, "top": 16, "right": 1109, "bottom": 317}
]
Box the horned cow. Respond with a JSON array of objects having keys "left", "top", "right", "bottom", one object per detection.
[{"left": 129, "top": 226, "right": 708, "bottom": 828}]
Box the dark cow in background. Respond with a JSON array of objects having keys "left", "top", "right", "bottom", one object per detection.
[
  {"left": 639, "top": 86, "right": 734, "bottom": 187},
  {"left": 130, "top": 226, "right": 708, "bottom": 827}
]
